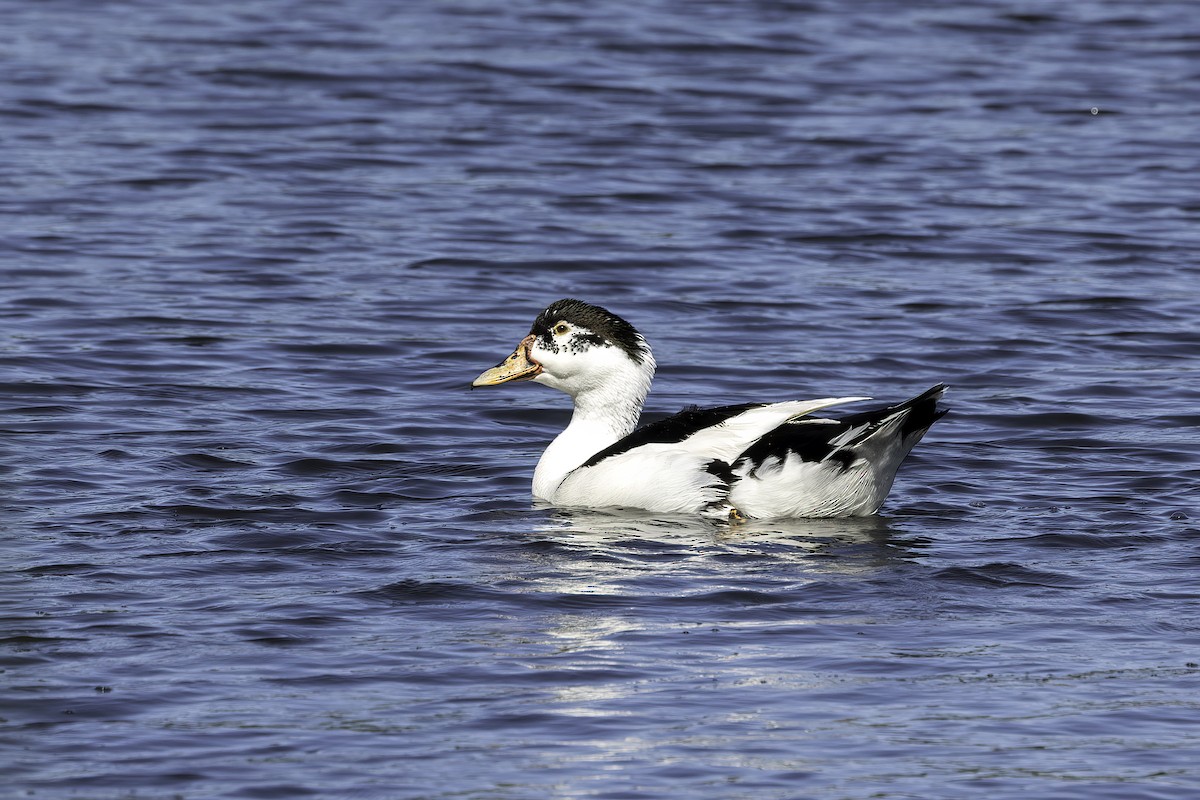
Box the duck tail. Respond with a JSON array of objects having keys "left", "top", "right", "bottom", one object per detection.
[
  {"left": 833, "top": 383, "right": 947, "bottom": 457},
  {"left": 893, "top": 383, "right": 949, "bottom": 442}
]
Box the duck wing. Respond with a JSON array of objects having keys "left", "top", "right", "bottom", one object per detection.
[{"left": 729, "top": 384, "right": 948, "bottom": 517}]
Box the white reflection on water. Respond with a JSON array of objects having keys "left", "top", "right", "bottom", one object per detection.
[{"left": 528, "top": 505, "right": 912, "bottom": 569}]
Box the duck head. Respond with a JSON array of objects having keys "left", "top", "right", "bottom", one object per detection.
[{"left": 472, "top": 298, "right": 656, "bottom": 403}]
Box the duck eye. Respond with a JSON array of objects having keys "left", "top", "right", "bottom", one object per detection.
[{"left": 553, "top": 323, "right": 570, "bottom": 336}]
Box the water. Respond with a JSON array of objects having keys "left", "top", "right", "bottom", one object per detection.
[{"left": 3, "top": 1, "right": 1199, "bottom": 798}]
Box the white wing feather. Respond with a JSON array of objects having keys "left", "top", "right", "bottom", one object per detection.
[{"left": 671, "top": 397, "right": 869, "bottom": 461}]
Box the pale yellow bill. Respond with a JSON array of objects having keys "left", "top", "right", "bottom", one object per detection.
[{"left": 472, "top": 335, "right": 541, "bottom": 387}]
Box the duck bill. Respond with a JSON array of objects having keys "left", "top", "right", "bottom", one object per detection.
[{"left": 472, "top": 335, "right": 541, "bottom": 387}]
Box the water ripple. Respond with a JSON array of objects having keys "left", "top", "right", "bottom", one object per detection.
[{"left": 4, "top": 0, "right": 1200, "bottom": 798}]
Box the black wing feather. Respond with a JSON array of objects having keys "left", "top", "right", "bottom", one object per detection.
[{"left": 736, "top": 422, "right": 858, "bottom": 475}]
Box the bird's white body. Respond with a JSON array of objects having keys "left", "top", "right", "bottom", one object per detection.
[
  {"left": 544, "top": 398, "right": 868, "bottom": 516},
  {"left": 475, "top": 299, "right": 945, "bottom": 520}
]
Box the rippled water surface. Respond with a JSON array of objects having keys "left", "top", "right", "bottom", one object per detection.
[{"left": 4, "top": 1, "right": 1200, "bottom": 798}]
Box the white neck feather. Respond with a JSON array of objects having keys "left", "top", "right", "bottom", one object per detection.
[{"left": 531, "top": 350, "right": 654, "bottom": 501}]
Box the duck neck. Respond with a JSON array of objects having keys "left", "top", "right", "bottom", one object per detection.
[{"left": 532, "top": 376, "right": 650, "bottom": 501}]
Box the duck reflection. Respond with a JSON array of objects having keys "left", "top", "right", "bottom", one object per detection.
[
  {"left": 485, "top": 506, "right": 926, "bottom": 724},
  {"left": 524, "top": 504, "right": 915, "bottom": 570}
]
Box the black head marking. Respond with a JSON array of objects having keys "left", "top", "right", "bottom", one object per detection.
[{"left": 530, "top": 299, "right": 650, "bottom": 364}]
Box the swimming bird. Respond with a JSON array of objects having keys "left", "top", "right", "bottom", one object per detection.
[{"left": 473, "top": 299, "right": 946, "bottom": 519}]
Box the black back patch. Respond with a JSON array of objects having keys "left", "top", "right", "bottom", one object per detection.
[{"left": 579, "top": 403, "right": 764, "bottom": 469}]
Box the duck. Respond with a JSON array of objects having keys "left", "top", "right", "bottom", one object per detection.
[{"left": 472, "top": 299, "right": 946, "bottom": 519}]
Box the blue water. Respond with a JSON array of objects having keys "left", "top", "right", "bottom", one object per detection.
[{"left": 3, "top": 1, "right": 1200, "bottom": 798}]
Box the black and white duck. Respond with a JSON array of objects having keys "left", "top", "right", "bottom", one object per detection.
[{"left": 473, "top": 299, "right": 946, "bottom": 519}]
